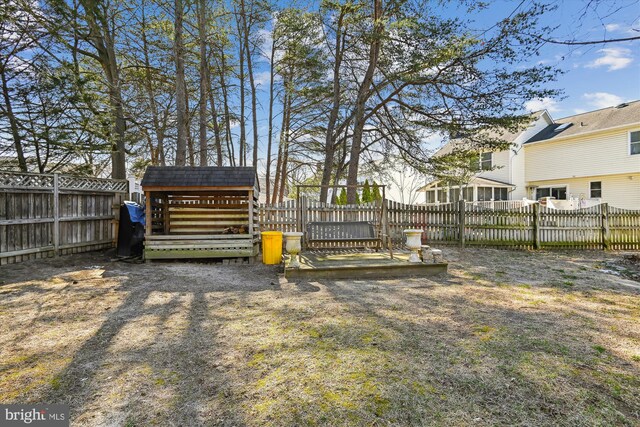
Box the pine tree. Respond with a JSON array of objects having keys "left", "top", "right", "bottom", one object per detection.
[
  {"left": 337, "top": 188, "right": 347, "bottom": 205},
  {"left": 372, "top": 181, "right": 382, "bottom": 201},
  {"left": 362, "top": 179, "right": 372, "bottom": 203}
]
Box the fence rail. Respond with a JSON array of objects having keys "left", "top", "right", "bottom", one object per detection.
[
  {"left": 258, "top": 198, "right": 640, "bottom": 250},
  {"left": 0, "top": 171, "right": 128, "bottom": 265}
]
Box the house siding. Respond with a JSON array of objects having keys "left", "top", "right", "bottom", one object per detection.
[
  {"left": 510, "top": 114, "right": 554, "bottom": 199},
  {"left": 526, "top": 173, "right": 640, "bottom": 210},
  {"left": 479, "top": 150, "right": 510, "bottom": 184},
  {"left": 524, "top": 127, "right": 640, "bottom": 182},
  {"left": 478, "top": 112, "right": 554, "bottom": 199}
]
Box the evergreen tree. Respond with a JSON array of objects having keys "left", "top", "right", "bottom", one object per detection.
[
  {"left": 362, "top": 179, "right": 372, "bottom": 203},
  {"left": 336, "top": 188, "right": 347, "bottom": 205},
  {"left": 372, "top": 182, "right": 382, "bottom": 201}
]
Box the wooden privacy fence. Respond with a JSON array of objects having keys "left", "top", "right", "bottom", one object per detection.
[
  {"left": 0, "top": 171, "right": 128, "bottom": 265},
  {"left": 259, "top": 199, "right": 640, "bottom": 250}
]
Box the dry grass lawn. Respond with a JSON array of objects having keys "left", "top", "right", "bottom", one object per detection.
[{"left": 1, "top": 248, "right": 639, "bottom": 426}]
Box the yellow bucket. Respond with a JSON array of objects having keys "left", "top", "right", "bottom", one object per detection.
[{"left": 261, "top": 231, "right": 283, "bottom": 264}]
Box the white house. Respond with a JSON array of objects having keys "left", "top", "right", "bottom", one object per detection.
[{"left": 419, "top": 101, "right": 640, "bottom": 210}]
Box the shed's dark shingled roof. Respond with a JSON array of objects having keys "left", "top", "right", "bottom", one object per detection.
[
  {"left": 141, "top": 166, "right": 256, "bottom": 188},
  {"left": 526, "top": 100, "right": 640, "bottom": 144}
]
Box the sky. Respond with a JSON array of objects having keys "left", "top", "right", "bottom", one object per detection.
[{"left": 439, "top": 0, "right": 640, "bottom": 119}]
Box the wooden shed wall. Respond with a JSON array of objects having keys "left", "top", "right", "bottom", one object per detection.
[{"left": 143, "top": 187, "right": 259, "bottom": 260}]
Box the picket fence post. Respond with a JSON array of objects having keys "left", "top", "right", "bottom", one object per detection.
[
  {"left": 532, "top": 203, "right": 540, "bottom": 250},
  {"left": 601, "top": 203, "right": 610, "bottom": 250},
  {"left": 53, "top": 173, "right": 60, "bottom": 256},
  {"left": 458, "top": 200, "right": 465, "bottom": 248}
]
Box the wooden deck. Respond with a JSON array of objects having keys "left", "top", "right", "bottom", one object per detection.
[{"left": 285, "top": 251, "right": 447, "bottom": 280}]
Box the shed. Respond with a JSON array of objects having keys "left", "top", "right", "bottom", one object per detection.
[{"left": 141, "top": 166, "right": 259, "bottom": 261}]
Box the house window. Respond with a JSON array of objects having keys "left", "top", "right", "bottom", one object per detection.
[
  {"left": 463, "top": 187, "right": 474, "bottom": 201},
  {"left": 590, "top": 181, "right": 602, "bottom": 198},
  {"left": 552, "top": 187, "right": 567, "bottom": 200},
  {"left": 449, "top": 188, "right": 460, "bottom": 202},
  {"left": 494, "top": 187, "right": 508, "bottom": 201},
  {"left": 480, "top": 152, "right": 492, "bottom": 170},
  {"left": 478, "top": 187, "right": 493, "bottom": 201},
  {"left": 425, "top": 190, "right": 435, "bottom": 203},
  {"left": 536, "top": 186, "right": 567, "bottom": 200},
  {"left": 631, "top": 131, "right": 640, "bottom": 155},
  {"left": 536, "top": 188, "right": 550, "bottom": 199},
  {"left": 437, "top": 188, "right": 447, "bottom": 203}
]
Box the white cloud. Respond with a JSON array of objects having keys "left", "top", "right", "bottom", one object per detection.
[
  {"left": 524, "top": 97, "right": 560, "bottom": 113},
  {"left": 258, "top": 28, "right": 273, "bottom": 59},
  {"left": 573, "top": 108, "right": 587, "bottom": 115},
  {"left": 605, "top": 23, "right": 621, "bottom": 32},
  {"left": 254, "top": 71, "right": 271, "bottom": 86},
  {"left": 582, "top": 92, "right": 624, "bottom": 109},
  {"left": 586, "top": 47, "right": 633, "bottom": 71}
]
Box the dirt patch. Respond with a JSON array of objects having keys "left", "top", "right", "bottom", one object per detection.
[
  {"left": 1, "top": 248, "right": 639, "bottom": 426},
  {"left": 598, "top": 253, "right": 640, "bottom": 283}
]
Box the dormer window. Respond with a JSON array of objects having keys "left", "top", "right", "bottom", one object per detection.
[
  {"left": 480, "top": 152, "right": 492, "bottom": 170},
  {"left": 631, "top": 131, "right": 640, "bottom": 155},
  {"left": 554, "top": 123, "right": 572, "bottom": 133}
]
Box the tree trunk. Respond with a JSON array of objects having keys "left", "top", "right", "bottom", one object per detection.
[
  {"left": 236, "top": 9, "right": 247, "bottom": 167},
  {"left": 79, "top": 0, "right": 127, "bottom": 178},
  {"left": 319, "top": 11, "right": 346, "bottom": 203},
  {"left": 174, "top": 0, "right": 188, "bottom": 166},
  {"left": 265, "top": 33, "right": 276, "bottom": 203},
  {"left": 271, "top": 135, "right": 283, "bottom": 203},
  {"left": 141, "top": 4, "right": 165, "bottom": 165},
  {"left": 186, "top": 88, "right": 195, "bottom": 166},
  {"left": 197, "top": 0, "right": 209, "bottom": 166},
  {"left": 217, "top": 53, "right": 235, "bottom": 166},
  {"left": 0, "top": 66, "right": 28, "bottom": 171},
  {"left": 278, "top": 80, "right": 292, "bottom": 203},
  {"left": 239, "top": 0, "right": 259, "bottom": 169},
  {"left": 206, "top": 69, "right": 224, "bottom": 166},
  {"left": 271, "top": 87, "right": 290, "bottom": 203},
  {"left": 109, "top": 82, "right": 127, "bottom": 179},
  {"left": 346, "top": 0, "right": 382, "bottom": 203}
]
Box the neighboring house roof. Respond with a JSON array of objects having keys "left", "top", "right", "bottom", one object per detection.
[
  {"left": 418, "top": 176, "right": 515, "bottom": 192},
  {"left": 526, "top": 100, "right": 640, "bottom": 144},
  {"left": 434, "top": 110, "right": 550, "bottom": 156},
  {"left": 141, "top": 166, "right": 256, "bottom": 188},
  {"left": 481, "top": 110, "right": 549, "bottom": 144}
]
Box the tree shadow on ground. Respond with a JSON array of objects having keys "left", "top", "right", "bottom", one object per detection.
[
  {"left": 313, "top": 276, "right": 640, "bottom": 425},
  {"left": 20, "top": 260, "right": 282, "bottom": 426}
]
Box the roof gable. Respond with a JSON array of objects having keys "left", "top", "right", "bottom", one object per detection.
[{"left": 141, "top": 166, "right": 256, "bottom": 189}]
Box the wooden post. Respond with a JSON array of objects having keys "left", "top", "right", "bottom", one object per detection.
[
  {"left": 53, "top": 173, "right": 59, "bottom": 256},
  {"left": 602, "top": 203, "right": 610, "bottom": 250},
  {"left": 162, "top": 194, "right": 169, "bottom": 235},
  {"left": 458, "top": 199, "right": 465, "bottom": 248},
  {"left": 532, "top": 203, "right": 540, "bottom": 250},
  {"left": 145, "top": 191, "right": 152, "bottom": 238},
  {"left": 296, "top": 193, "right": 302, "bottom": 233},
  {"left": 302, "top": 195, "right": 307, "bottom": 233},
  {"left": 247, "top": 190, "right": 254, "bottom": 235},
  {"left": 383, "top": 197, "right": 393, "bottom": 259},
  {"left": 113, "top": 193, "right": 123, "bottom": 248}
]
